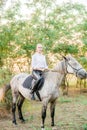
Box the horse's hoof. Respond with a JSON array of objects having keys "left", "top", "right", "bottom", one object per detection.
[
  {"left": 19, "top": 118, "right": 25, "bottom": 123},
  {"left": 21, "top": 119, "right": 25, "bottom": 123},
  {"left": 41, "top": 126, "right": 45, "bottom": 130},
  {"left": 12, "top": 120, "right": 17, "bottom": 125},
  {"left": 41, "top": 128, "right": 45, "bottom": 130},
  {"left": 52, "top": 126, "right": 57, "bottom": 130}
]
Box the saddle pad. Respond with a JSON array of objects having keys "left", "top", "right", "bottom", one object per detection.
[{"left": 23, "top": 75, "right": 33, "bottom": 89}]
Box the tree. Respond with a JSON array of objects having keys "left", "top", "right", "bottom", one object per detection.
[{"left": 0, "top": 1, "right": 87, "bottom": 72}]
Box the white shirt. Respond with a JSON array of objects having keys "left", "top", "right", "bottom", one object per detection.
[{"left": 31, "top": 52, "right": 48, "bottom": 70}]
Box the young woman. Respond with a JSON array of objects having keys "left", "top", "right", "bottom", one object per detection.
[{"left": 30, "top": 44, "right": 48, "bottom": 99}]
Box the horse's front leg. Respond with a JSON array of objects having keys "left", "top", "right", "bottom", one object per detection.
[
  {"left": 50, "top": 100, "right": 56, "bottom": 127},
  {"left": 41, "top": 104, "right": 47, "bottom": 129}
]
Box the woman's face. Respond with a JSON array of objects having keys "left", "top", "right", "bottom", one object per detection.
[{"left": 36, "top": 45, "right": 43, "bottom": 53}]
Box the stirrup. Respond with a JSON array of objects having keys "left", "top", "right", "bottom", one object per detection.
[
  {"left": 31, "top": 93, "right": 35, "bottom": 100},
  {"left": 30, "top": 89, "right": 34, "bottom": 94}
]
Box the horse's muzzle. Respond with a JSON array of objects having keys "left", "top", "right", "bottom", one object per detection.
[{"left": 76, "top": 69, "right": 87, "bottom": 79}]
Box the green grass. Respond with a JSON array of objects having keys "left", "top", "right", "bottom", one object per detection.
[
  {"left": 82, "top": 124, "right": 87, "bottom": 130},
  {"left": 74, "top": 94, "right": 87, "bottom": 106},
  {"left": 1, "top": 94, "right": 87, "bottom": 130},
  {"left": 58, "top": 96, "right": 73, "bottom": 103}
]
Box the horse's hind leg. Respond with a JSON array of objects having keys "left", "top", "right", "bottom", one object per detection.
[
  {"left": 12, "top": 93, "right": 18, "bottom": 125},
  {"left": 50, "top": 100, "right": 56, "bottom": 127},
  {"left": 17, "top": 93, "right": 25, "bottom": 122}
]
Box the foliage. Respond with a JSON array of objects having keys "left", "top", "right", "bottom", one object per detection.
[
  {"left": 4, "top": 89, "right": 12, "bottom": 110},
  {"left": 0, "top": 68, "right": 12, "bottom": 86},
  {"left": 0, "top": 0, "right": 6, "bottom": 9},
  {"left": 78, "top": 57, "right": 87, "bottom": 69},
  {"left": 53, "top": 43, "right": 78, "bottom": 55},
  {"left": 0, "top": 1, "right": 87, "bottom": 86}
]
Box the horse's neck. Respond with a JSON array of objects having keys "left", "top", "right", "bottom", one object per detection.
[
  {"left": 53, "top": 61, "right": 66, "bottom": 89},
  {"left": 53, "top": 60, "right": 66, "bottom": 74},
  {"left": 39, "top": 61, "right": 66, "bottom": 98}
]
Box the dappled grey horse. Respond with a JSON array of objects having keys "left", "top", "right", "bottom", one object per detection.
[{"left": 1, "top": 55, "right": 87, "bottom": 129}]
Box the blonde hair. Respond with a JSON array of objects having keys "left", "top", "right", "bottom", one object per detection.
[{"left": 36, "top": 44, "right": 43, "bottom": 50}]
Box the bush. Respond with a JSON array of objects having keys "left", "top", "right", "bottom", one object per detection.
[{"left": 0, "top": 67, "right": 12, "bottom": 87}]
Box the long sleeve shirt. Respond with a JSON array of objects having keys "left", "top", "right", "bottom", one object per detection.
[{"left": 31, "top": 52, "right": 48, "bottom": 70}]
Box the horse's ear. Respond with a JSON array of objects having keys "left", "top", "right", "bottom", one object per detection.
[
  {"left": 63, "top": 56, "right": 67, "bottom": 60},
  {"left": 63, "top": 56, "right": 66, "bottom": 59},
  {"left": 60, "top": 54, "right": 68, "bottom": 60}
]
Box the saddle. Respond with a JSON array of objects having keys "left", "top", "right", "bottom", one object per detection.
[
  {"left": 23, "top": 75, "right": 44, "bottom": 90},
  {"left": 23, "top": 74, "right": 45, "bottom": 101}
]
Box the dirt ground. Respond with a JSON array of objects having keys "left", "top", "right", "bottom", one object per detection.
[{"left": 0, "top": 93, "right": 87, "bottom": 130}]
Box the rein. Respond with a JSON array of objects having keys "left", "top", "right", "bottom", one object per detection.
[
  {"left": 44, "top": 61, "right": 66, "bottom": 74},
  {"left": 44, "top": 59, "right": 83, "bottom": 76},
  {"left": 44, "top": 69, "right": 61, "bottom": 73},
  {"left": 67, "top": 62, "right": 83, "bottom": 76},
  {"left": 44, "top": 69, "right": 64, "bottom": 74},
  {"left": 51, "top": 69, "right": 65, "bottom": 74}
]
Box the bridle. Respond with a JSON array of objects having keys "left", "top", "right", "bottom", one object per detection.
[
  {"left": 45, "top": 58, "right": 85, "bottom": 77},
  {"left": 65, "top": 59, "right": 84, "bottom": 77}
]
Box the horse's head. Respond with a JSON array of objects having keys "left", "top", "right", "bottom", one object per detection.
[{"left": 63, "top": 55, "right": 87, "bottom": 79}]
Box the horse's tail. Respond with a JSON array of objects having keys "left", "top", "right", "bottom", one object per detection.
[{"left": 0, "top": 84, "right": 11, "bottom": 101}]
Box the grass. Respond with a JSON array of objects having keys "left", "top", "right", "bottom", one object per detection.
[
  {"left": 58, "top": 96, "right": 72, "bottom": 103},
  {"left": 82, "top": 124, "right": 87, "bottom": 130},
  {"left": 0, "top": 94, "right": 87, "bottom": 130}
]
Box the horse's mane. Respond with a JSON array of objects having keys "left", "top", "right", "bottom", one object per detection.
[{"left": 53, "top": 59, "right": 64, "bottom": 72}]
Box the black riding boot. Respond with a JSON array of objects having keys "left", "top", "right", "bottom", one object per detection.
[
  {"left": 30, "top": 79, "right": 40, "bottom": 93},
  {"left": 30, "top": 81, "right": 38, "bottom": 100}
]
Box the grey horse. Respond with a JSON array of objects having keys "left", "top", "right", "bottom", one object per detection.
[{"left": 0, "top": 55, "right": 87, "bottom": 130}]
